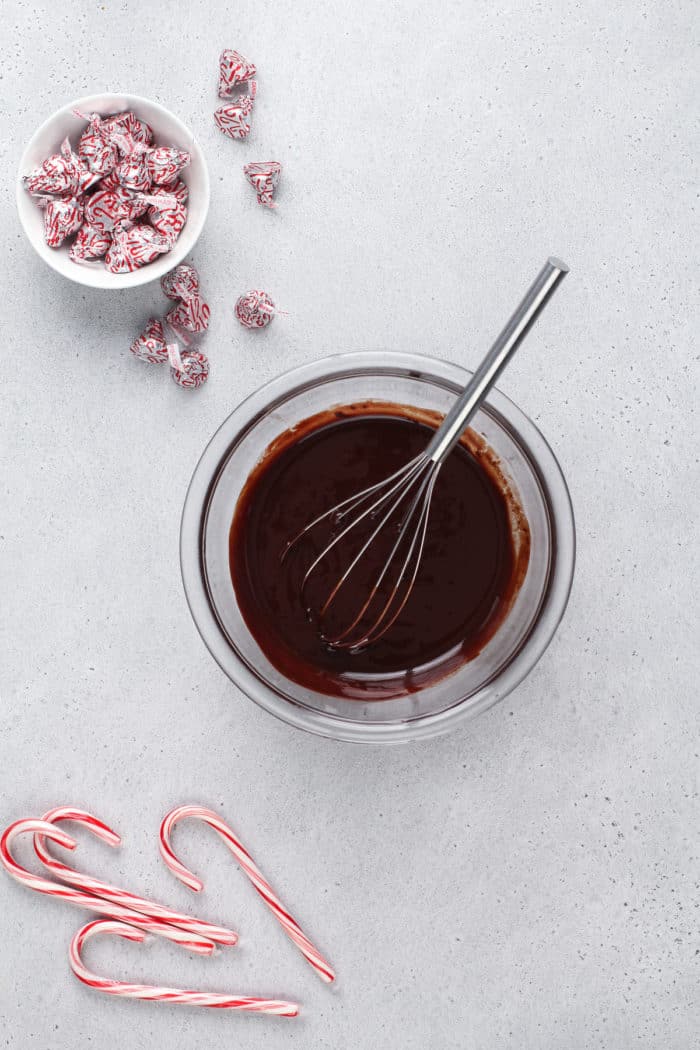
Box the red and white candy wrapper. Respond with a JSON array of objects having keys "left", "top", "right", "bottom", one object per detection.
[
  {"left": 75, "top": 112, "right": 120, "bottom": 177},
  {"left": 166, "top": 296, "right": 210, "bottom": 334},
  {"left": 235, "top": 290, "right": 276, "bottom": 329},
  {"left": 69, "top": 224, "right": 111, "bottom": 263},
  {"left": 144, "top": 195, "right": 187, "bottom": 245},
  {"left": 102, "top": 111, "right": 154, "bottom": 146},
  {"left": 160, "top": 177, "right": 189, "bottom": 203},
  {"left": 167, "top": 343, "right": 209, "bottom": 389},
  {"left": 243, "top": 161, "right": 281, "bottom": 209},
  {"left": 130, "top": 318, "right": 170, "bottom": 364},
  {"left": 105, "top": 220, "right": 170, "bottom": 274},
  {"left": 78, "top": 128, "right": 118, "bottom": 176},
  {"left": 84, "top": 188, "right": 135, "bottom": 232},
  {"left": 218, "top": 49, "right": 257, "bottom": 97},
  {"left": 37, "top": 196, "right": 84, "bottom": 248},
  {"left": 214, "top": 82, "right": 257, "bottom": 140},
  {"left": 146, "top": 147, "right": 190, "bottom": 186},
  {"left": 98, "top": 169, "right": 121, "bottom": 191},
  {"left": 24, "top": 137, "right": 83, "bottom": 196},
  {"left": 78, "top": 167, "right": 103, "bottom": 194},
  {"left": 113, "top": 138, "right": 151, "bottom": 194},
  {"left": 124, "top": 194, "right": 151, "bottom": 220},
  {"left": 160, "top": 263, "right": 200, "bottom": 301}
]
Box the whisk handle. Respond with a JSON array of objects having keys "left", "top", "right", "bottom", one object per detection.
[{"left": 426, "top": 257, "right": 569, "bottom": 464}]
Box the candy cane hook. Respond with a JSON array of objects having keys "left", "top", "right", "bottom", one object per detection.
[
  {"left": 0, "top": 819, "right": 214, "bottom": 956},
  {"left": 34, "top": 807, "right": 238, "bottom": 948},
  {"left": 70, "top": 920, "right": 299, "bottom": 1017},
  {"left": 159, "top": 805, "right": 335, "bottom": 984}
]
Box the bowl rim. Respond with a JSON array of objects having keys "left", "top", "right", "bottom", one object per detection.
[
  {"left": 16, "top": 92, "right": 210, "bottom": 290},
  {"left": 180, "top": 350, "right": 576, "bottom": 743}
]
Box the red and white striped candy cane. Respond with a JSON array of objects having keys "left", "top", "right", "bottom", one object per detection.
[
  {"left": 34, "top": 807, "right": 238, "bottom": 948},
  {"left": 70, "top": 920, "right": 299, "bottom": 1017},
  {"left": 0, "top": 819, "right": 214, "bottom": 955},
  {"left": 159, "top": 805, "right": 335, "bottom": 984}
]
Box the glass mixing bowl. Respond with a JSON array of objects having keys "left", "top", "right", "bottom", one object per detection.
[{"left": 180, "top": 352, "right": 575, "bottom": 743}]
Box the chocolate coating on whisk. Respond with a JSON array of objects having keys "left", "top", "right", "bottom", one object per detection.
[{"left": 229, "top": 403, "right": 530, "bottom": 700}]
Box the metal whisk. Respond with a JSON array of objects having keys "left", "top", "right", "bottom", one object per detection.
[{"left": 287, "top": 257, "right": 569, "bottom": 651}]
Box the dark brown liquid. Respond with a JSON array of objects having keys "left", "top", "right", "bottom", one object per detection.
[{"left": 229, "top": 404, "right": 530, "bottom": 699}]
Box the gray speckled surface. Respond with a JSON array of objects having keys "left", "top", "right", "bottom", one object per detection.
[{"left": 1, "top": 1, "right": 698, "bottom": 1047}]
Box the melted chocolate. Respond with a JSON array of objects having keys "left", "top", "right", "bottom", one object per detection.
[{"left": 229, "top": 403, "right": 530, "bottom": 699}]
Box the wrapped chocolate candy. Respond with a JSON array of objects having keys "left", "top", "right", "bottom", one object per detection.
[
  {"left": 235, "top": 290, "right": 276, "bottom": 329},
  {"left": 243, "top": 161, "right": 281, "bottom": 208},
  {"left": 98, "top": 169, "right": 121, "bottom": 191},
  {"left": 78, "top": 129, "right": 118, "bottom": 176},
  {"left": 24, "top": 137, "right": 83, "bottom": 196},
  {"left": 105, "top": 220, "right": 169, "bottom": 273},
  {"left": 23, "top": 110, "right": 190, "bottom": 270},
  {"left": 102, "top": 111, "right": 154, "bottom": 146},
  {"left": 124, "top": 193, "right": 151, "bottom": 220},
  {"left": 75, "top": 111, "right": 120, "bottom": 176},
  {"left": 112, "top": 139, "right": 151, "bottom": 193},
  {"left": 166, "top": 296, "right": 210, "bottom": 334},
  {"left": 37, "top": 195, "right": 84, "bottom": 248},
  {"left": 214, "top": 83, "right": 256, "bottom": 140},
  {"left": 130, "top": 318, "right": 170, "bottom": 364},
  {"left": 218, "top": 49, "right": 257, "bottom": 97},
  {"left": 69, "top": 224, "right": 111, "bottom": 263},
  {"left": 146, "top": 195, "right": 187, "bottom": 245},
  {"left": 84, "top": 188, "right": 135, "bottom": 232},
  {"left": 160, "top": 263, "right": 200, "bottom": 301},
  {"left": 159, "top": 177, "right": 189, "bottom": 203},
  {"left": 168, "top": 343, "right": 210, "bottom": 389},
  {"left": 146, "top": 147, "right": 190, "bottom": 186}
]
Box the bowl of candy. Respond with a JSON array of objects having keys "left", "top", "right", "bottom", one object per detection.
[{"left": 16, "top": 93, "right": 210, "bottom": 289}]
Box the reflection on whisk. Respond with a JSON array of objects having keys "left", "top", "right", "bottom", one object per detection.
[{"left": 284, "top": 258, "right": 569, "bottom": 653}]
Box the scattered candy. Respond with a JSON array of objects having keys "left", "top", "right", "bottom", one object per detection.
[
  {"left": 129, "top": 264, "right": 210, "bottom": 388},
  {"left": 23, "top": 110, "right": 191, "bottom": 269},
  {"left": 105, "top": 220, "right": 170, "bottom": 273},
  {"left": 218, "top": 49, "right": 257, "bottom": 97},
  {"left": 214, "top": 82, "right": 257, "bottom": 140},
  {"left": 160, "top": 805, "right": 335, "bottom": 984},
  {"left": 0, "top": 819, "right": 214, "bottom": 955},
  {"left": 166, "top": 296, "right": 210, "bottom": 334},
  {"left": 36, "top": 807, "right": 237, "bottom": 948},
  {"left": 243, "top": 161, "right": 281, "bottom": 208},
  {"left": 70, "top": 920, "right": 299, "bottom": 1016},
  {"left": 160, "top": 262, "right": 210, "bottom": 333},
  {"left": 129, "top": 318, "right": 170, "bottom": 364},
  {"left": 68, "top": 224, "right": 111, "bottom": 263},
  {"left": 235, "top": 289, "right": 276, "bottom": 329},
  {"left": 1, "top": 803, "right": 334, "bottom": 1016},
  {"left": 160, "top": 263, "right": 200, "bottom": 301},
  {"left": 167, "top": 343, "right": 210, "bottom": 389}
]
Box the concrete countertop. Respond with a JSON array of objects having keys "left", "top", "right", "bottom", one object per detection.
[{"left": 1, "top": 1, "right": 697, "bottom": 1047}]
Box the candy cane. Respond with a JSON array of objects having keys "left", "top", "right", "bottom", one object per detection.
[
  {"left": 34, "top": 807, "right": 237, "bottom": 948},
  {"left": 159, "top": 805, "right": 335, "bottom": 984},
  {"left": 70, "top": 920, "right": 299, "bottom": 1017},
  {"left": 0, "top": 819, "right": 214, "bottom": 956}
]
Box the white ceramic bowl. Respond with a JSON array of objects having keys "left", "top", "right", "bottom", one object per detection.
[{"left": 16, "top": 93, "right": 210, "bottom": 290}]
